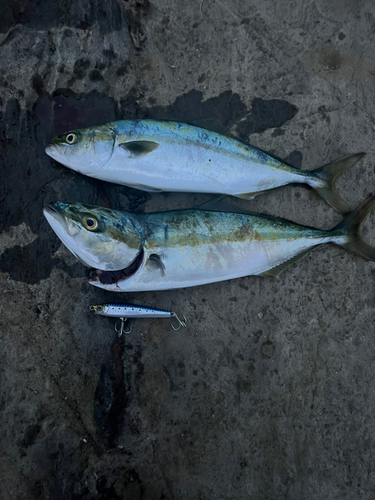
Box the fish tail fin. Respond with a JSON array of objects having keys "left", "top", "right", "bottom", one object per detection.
[
  {"left": 332, "top": 195, "right": 375, "bottom": 260},
  {"left": 308, "top": 153, "right": 366, "bottom": 215}
]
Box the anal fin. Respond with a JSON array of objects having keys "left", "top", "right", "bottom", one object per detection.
[
  {"left": 236, "top": 191, "right": 264, "bottom": 200},
  {"left": 259, "top": 246, "right": 320, "bottom": 278},
  {"left": 127, "top": 183, "right": 163, "bottom": 193},
  {"left": 236, "top": 186, "right": 282, "bottom": 200}
]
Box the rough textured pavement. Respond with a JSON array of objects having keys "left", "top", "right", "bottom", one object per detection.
[{"left": 1, "top": 1, "right": 375, "bottom": 499}]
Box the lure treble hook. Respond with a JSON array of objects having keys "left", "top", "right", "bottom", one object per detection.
[
  {"left": 170, "top": 313, "right": 187, "bottom": 331},
  {"left": 114, "top": 317, "right": 132, "bottom": 336}
]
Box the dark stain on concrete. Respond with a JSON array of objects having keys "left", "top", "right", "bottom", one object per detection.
[
  {"left": 253, "top": 330, "right": 263, "bottom": 343},
  {"left": 116, "top": 62, "right": 131, "bottom": 76},
  {"left": 127, "top": 89, "right": 248, "bottom": 130},
  {"left": 94, "top": 336, "right": 127, "bottom": 449},
  {"left": 261, "top": 340, "right": 275, "bottom": 358},
  {"left": 0, "top": 0, "right": 31, "bottom": 34},
  {"left": 0, "top": 89, "right": 123, "bottom": 284},
  {"left": 318, "top": 48, "right": 343, "bottom": 71},
  {"left": 0, "top": 0, "right": 126, "bottom": 35},
  {"left": 73, "top": 59, "right": 90, "bottom": 80},
  {"left": 50, "top": 88, "right": 119, "bottom": 136},
  {"left": 89, "top": 69, "right": 104, "bottom": 82},
  {"left": 17, "top": 423, "right": 41, "bottom": 454},
  {"left": 236, "top": 98, "right": 298, "bottom": 138},
  {"left": 123, "top": 0, "right": 151, "bottom": 51},
  {"left": 0, "top": 239, "right": 84, "bottom": 284},
  {"left": 284, "top": 150, "right": 303, "bottom": 169},
  {"left": 163, "top": 358, "right": 186, "bottom": 392}
]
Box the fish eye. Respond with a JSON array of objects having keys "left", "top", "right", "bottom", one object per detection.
[
  {"left": 66, "top": 133, "right": 77, "bottom": 144},
  {"left": 83, "top": 216, "right": 98, "bottom": 231}
]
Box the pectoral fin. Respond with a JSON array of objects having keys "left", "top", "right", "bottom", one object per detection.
[
  {"left": 119, "top": 141, "right": 159, "bottom": 158},
  {"left": 147, "top": 253, "right": 166, "bottom": 276},
  {"left": 259, "top": 247, "right": 319, "bottom": 278}
]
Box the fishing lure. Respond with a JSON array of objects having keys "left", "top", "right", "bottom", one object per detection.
[{"left": 90, "top": 303, "right": 187, "bottom": 335}]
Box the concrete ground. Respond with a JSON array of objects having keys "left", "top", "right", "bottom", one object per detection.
[{"left": 1, "top": 0, "right": 375, "bottom": 498}]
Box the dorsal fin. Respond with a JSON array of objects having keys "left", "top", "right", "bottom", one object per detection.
[{"left": 189, "top": 118, "right": 239, "bottom": 140}]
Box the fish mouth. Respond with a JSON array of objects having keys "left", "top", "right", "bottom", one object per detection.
[
  {"left": 43, "top": 202, "right": 66, "bottom": 230},
  {"left": 43, "top": 203, "right": 80, "bottom": 237},
  {"left": 45, "top": 143, "right": 67, "bottom": 162},
  {"left": 44, "top": 202, "right": 86, "bottom": 265},
  {"left": 45, "top": 144, "right": 88, "bottom": 174},
  {"left": 89, "top": 247, "right": 145, "bottom": 286}
]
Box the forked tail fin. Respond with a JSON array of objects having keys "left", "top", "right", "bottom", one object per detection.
[
  {"left": 332, "top": 195, "right": 375, "bottom": 260},
  {"left": 309, "top": 153, "right": 366, "bottom": 215}
]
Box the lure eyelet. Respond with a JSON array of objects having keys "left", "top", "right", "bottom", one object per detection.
[
  {"left": 66, "top": 133, "right": 77, "bottom": 144},
  {"left": 90, "top": 305, "right": 103, "bottom": 313},
  {"left": 83, "top": 216, "right": 98, "bottom": 231}
]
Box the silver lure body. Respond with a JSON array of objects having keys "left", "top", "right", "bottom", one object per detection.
[{"left": 91, "top": 303, "right": 174, "bottom": 318}]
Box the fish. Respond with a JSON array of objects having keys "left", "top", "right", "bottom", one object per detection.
[
  {"left": 45, "top": 119, "right": 366, "bottom": 215},
  {"left": 43, "top": 196, "right": 375, "bottom": 292},
  {"left": 91, "top": 303, "right": 187, "bottom": 334}
]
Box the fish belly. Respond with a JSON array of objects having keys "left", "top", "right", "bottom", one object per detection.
[
  {"left": 94, "top": 237, "right": 328, "bottom": 292},
  {"left": 99, "top": 143, "right": 302, "bottom": 195}
]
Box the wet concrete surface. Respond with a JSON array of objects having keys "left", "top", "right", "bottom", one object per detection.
[{"left": 1, "top": 0, "right": 375, "bottom": 498}]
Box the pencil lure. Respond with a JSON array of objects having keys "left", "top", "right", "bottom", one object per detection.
[
  {"left": 45, "top": 119, "right": 366, "bottom": 215},
  {"left": 90, "top": 303, "right": 187, "bottom": 335}
]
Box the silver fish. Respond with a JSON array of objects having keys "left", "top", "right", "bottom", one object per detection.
[
  {"left": 45, "top": 119, "right": 366, "bottom": 215},
  {"left": 43, "top": 197, "right": 375, "bottom": 292}
]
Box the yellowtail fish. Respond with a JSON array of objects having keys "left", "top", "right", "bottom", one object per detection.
[
  {"left": 90, "top": 303, "right": 186, "bottom": 334},
  {"left": 43, "top": 197, "right": 375, "bottom": 292},
  {"left": 45, "top": 120, "right": 366, "bottom": 215}
]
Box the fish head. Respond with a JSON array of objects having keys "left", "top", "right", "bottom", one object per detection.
[
  {"left": 43, "top": 202, "right": 143, "bottom": 271},
  {"left": 45, "top": 124, "right": 116, "bottom": 175}
]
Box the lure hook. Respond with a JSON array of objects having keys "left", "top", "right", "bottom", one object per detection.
[
  {"left": 114, "top": 317, "right": 132, "bottom": 336},
  {"left": 170, "top": 313, "right": 187, "bottom": 331}
]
